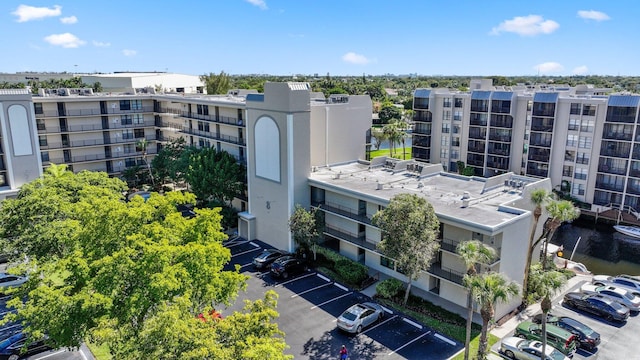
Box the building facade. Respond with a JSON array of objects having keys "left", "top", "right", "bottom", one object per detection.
[{"left": 412, "top": 80, "right": 640, "bottom": 215}]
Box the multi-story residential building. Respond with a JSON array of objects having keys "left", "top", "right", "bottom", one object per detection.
[{"left": 412, "top": 80, "right": 640, "bottom": 216}]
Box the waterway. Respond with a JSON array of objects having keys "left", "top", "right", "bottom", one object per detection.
[{"left": 552, "top": 218, "right": 640, "bottom": 276}]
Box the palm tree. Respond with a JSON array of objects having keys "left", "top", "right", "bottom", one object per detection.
[
  {"left": 465, "top": 272, "right": 519, "bottom": 360},
  {"left": 527, "top": 265, "right": 567, "bottom": 359},
  {"left": 457, "top": 241, "right": 496, "bottom": 360},
  {"left": 383, "top": 120, "right": 405, "bottom": 158},
  {"left": 522, "top": 188, "right": 550, "bottom": 305},
  {"left": 136, "top": 138, "right": 155, "bottom": 187},
  {"left": 541, "top": 199, "right": 580, "bottom": 270}
]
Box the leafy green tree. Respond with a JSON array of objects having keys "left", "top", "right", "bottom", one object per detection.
[
  {"left": 371, "top": 127, "right": 388, "bottom": 151},
  {"left": 457, "top": 241, "right": 496, "bottom": 360},
  {"left": 522, "top": 188, "right": 550, "bottom": 304},
  {"left": 151, "top": 137, "right": 187, "bottom": 185},
  {"left": 287, "top": 205, "right": 321, "bottom": 260},
  {"left": 136, "top": 138, "right": 155, "bottom": 187},
  {"left": 200, "top": 71, "right": 231, "bottom": 95},
  {"left": 92, "top": 81, "right": 103, "bottom": 93},
  {"left": 527, "top": 265, "right": 566, "bottom": 359},
  {"left": 0, "top": 167, "right": 289, "bottom": 358},
  {"left": 464, "top": 272, "right": 519, "bottom": 360},
  {"left": 378, "top": 103, "right": 402, "bottom": 123},
  {"left": 184, "top": 147, "right": 245, "bottom": 206},
  {"left": 372, "top": 193, "right": 440, "bottom": 305},
  {"left": 461, "top": 166, "right": 476, "bottom": 176}
]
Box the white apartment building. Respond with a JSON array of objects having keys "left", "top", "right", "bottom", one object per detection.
[{"left": 412, "top": 80, "right": 640, "bottom": 216}]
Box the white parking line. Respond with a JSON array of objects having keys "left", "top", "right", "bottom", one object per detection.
[
  {"left": 316, "top": 273, "right": 331, "bottom": 282},
  {"left": 249, "top": 242, "right": 260, "bottom": 248},
  {"left": 79, "top": 347, "right": 88, "bottom": 360},
  {"left": 333, "top": 283, "right": 349, "bottom": 291},
  {"left": 225, "top": 239, "right": 251, "bottom": 248},
  {"left": 275, "top": 272, "right": 316, "bottom": 287},
  {"left": 360, "top": 315, "right": 398, "bottom": 334},
  {"left": 32, "top": 349, "right": 66, "bottom": 359},
  {"left": 387, "top": 331, "right": 431, "bottom": 356},
  {"left": 402, "top": 317, "right": 423, "bottom": 329},
  {"left": 434, "top": 333, "right": 456, "bottom": 346},
  {"left": 231, "top": 247, "right": 262, "bottom": 257},
  {"left": 311, "top": 292, "right": 352, "bottom": 309},
  {"left": 239, "top": 262, "right": 253, "bottom": 268},
  {"left": 291, "top": 282, "right": 333, "bottom": 298},
  {"left": 380, "top": 305, "right": 393, "bottom": 314}
]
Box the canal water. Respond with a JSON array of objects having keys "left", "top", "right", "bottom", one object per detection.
[{"left": 552, "top": 218, "right": 640, "bottom": 276}]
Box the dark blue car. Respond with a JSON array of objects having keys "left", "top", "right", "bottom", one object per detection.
[{"left": 0, "top": 332, "right": 50, "bottom": 360}]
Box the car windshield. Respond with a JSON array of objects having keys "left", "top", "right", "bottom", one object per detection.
[
  {"left": 341, "top": 311, "right": 357, "bottom": 321},
  {"left": 623, "top": 291, "right": 635, "bottom": 300},
  {"left": 563, "top": 318, "right": 594, "bottom": 336},
  {"left": 609, "top": 300, "right": 625, "bottom": 310},
  {"left": 549, "top": 349, "right": 566, "bottom": 360}
]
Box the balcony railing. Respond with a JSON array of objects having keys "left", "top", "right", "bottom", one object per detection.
[
  {"left": 38, "top": 120, "right": 157, "bottom": 134},
  {"left": 159, "top": 122, "right": 245, "bottom": 146},
  {"left": 427, "top": 263, "right": 464, "bottom": 285},
  {"left": 159, "top": 107, "right": 244, "bottom": 126},
  {"left": 323, "top": 225, "right": 376, "bottom": 251},
  {"left": 45, "top": 148, "right": 158, "bottom": 165},
  {"left": 313, "top": 202, "right": 371, "bottom": 225},
  {"left": 36, "top": 106, "right": 155, "bottom": 118}
]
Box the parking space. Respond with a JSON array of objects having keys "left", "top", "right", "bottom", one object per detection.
[{"left": 223, "top": 240, "right": 462, "bottom": 359}]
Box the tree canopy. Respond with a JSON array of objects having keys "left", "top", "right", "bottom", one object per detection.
[
  {"left": 200, "top": 71, "right": 231, "bottom": 95},
  {"left": 0, "top": 165, "right": 290, "bottom": 359},
  {"left": 372, "top": 193, "right": 440, "bottom": 304},
  {"left": 184, "top": 147, "right": 245, "bottom": 206}
]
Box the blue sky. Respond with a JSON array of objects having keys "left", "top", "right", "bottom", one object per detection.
[{"left": 0, "top": 1, "right": 636, "bottom": 76}]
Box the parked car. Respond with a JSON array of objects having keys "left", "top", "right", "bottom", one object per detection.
[
  {"left": 0, "top": 332, "right": 51, "bottom": 360},
  {"left": 0, "top": 274, "right": 27, "bottom": 290},
  {"left": 270, "top": 256, "right": 307, "bottom": 279},
  {"left": 514, "top": 321, "right": 577, "bottom": 356},
  {"left": 592, "top": 275, "right": 640, "bottom": 296},
  {"left": 252, "top": 249, "right": 289, "bottom": 270},
  {"left": 580, "top": 283, "right": 640, "bottom": 312},
  {"left": 337, "top": 302, "right": 384, "bottom": 334},
  {"left": 500, "top": 337, "right": 570, "bottom": 360},
  {"left": 532, "top": 314, "right": 600, "bottom": 351},
  {"left": 563, "top": 292, "right": 630, "bottom": 322}
]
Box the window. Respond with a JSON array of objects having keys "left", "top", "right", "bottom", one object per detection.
[
  {"left": 197, "top": 104, "right": 209, "bottom": 115},
  {"left": 41, "top": 151, "right": 49, "bottom": 162},
  {"left": 122, "top": 129, "right": 133, "bottom": 140},
  {"left": 198, "top": 121, "right": 210, "bottom": 132},
  {"left": 566, "top": 134, "right": 578, "bottom": 147},
  {"left": 451, "top": 149, "right": 459, "bottom": 159},
  {"left": 565, "top": 150, "right": 575, "bottom": 162},
  {"left": 34, "top": 103, "right": 43, "bottom": 115},
  {"left": 582, "top": 104, "right": 596, "bottom": 116},
  {"left": 443, "top": 110, "right": 451, "bottom": 121},
  {"left": 441, "top": 136, "right": 449, "bottom": 146},
  {"left": 453, "top": 111, "right": 463, "bottom": 121},
  {"left": 441, "top": 148, "right": 449, "bottom": 158},
  {"left": 124, "top": 144, "right": 135, "bottom": 154},
  {"left": 36, "top": 119, "right": 46, "bottom": 131},
  {"left": 125, "top": 157, "right": 136, "bottom": 167},
  {"left": 454, "top": 98, "right": 463, "bottom": 108},
  {"left": 563, "top": 165, "right": 573, "bottom": 177},
  {"left": 580, "top": 119, "right": 594, "bottom": 133},
  {"left": 119, "top": 100, "right": 131, "bottom": 111},
  {"left": 121, "top": 115, "right": 132, "bottom": 125},
  {"left": 570, "top": 103, "right": 581, "bottom": 115},
  {"left": 452, "top": 125, "right": 460, "bottom": 134},
  {"left": 443, "top": 98, "right": 452, "bottom": 108},
  {"left": 38, "top": 135, "right": 47, "bottom": 147},
  {"left": 380, "top": 256, "right": 395, "bottom": 269},
  {"left": 134, "top": 129, "right": 145, "bottom": 138},
  {"left": 131, "top": 99, "right": 142, "bottom": 110},
  {"left": 578, "top": 136, "right": 592, "bottom": 149},
  {"left": 572, "top": 183, "right": 585, "bottom": 196},
  {"left": 568, "top": 118, "right": 580, "bottom": 131},
  {"left": 442, "top": 123, "right": 450, "bottom": 133},
  {"left": 576, "top": 152, "right": 589, "bottom": 164},
  {"left": 575, "top": 167, "right": 588, "bottom": 180},
  {"left": 133, "top": 114, "right": 144, "bottom": 124}
]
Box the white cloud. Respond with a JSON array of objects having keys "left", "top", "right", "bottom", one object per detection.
[
  {"left": 246, "top": 0, "right": 267, "bottom": 10},
  {"left": 122, "top": 49, "right": 137, "bottom": 56},
  {"left": 43, "top": 33, "right": 86, "bottom": 48},
  {"left": 572, "top": 65, "right": 589, "bottom": 75},
  {"left": 342, "top": 52, "right": 371, "bottom": 65},
  {"left": 491, "top": 15, "right": 559, "bottom": 36},
  {"left": 92, "top": 40, "right": 111, "bottom": 47},
  {"left": 60, "top": 15, "right": 77, "bottom": 24},
  {"left": 578, "top": 10, "right": 610, "bottom": 22},
  {"left": 534, "top": 62, "right": 564, "bottom": 74},
  {"left": 12, "top": 4, "right": 61, "bottom": 22}
]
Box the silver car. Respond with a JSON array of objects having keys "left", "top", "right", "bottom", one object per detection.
[
  {"left": 500, "top": 337, "right": 569, "bottom": 360},
  {"left": 0, "top": 274, "right": 27, "bottom": 289},
  {"left": 592, "top": 275, "right": 640, "bottom": 296},
  {"left": 581, "top": 283, "right": 640, "bottom": 312},
  {"left": 337, "top": 302, "right": 384, "bottom": 334}
]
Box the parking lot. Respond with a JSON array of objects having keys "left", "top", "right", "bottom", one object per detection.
[
  {"left": 224, "top": 239, "right": 461, "bottom": 360},
  {"left": 495, "top": 278, "right": 640, "bottom": 360}
]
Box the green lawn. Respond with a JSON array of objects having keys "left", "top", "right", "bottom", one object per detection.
[
  {"left": 86, "top": 341, "right": 111, "bottom": 360},
  {"left": 370, "top": 147, "right": 412, "bottom": 160}
]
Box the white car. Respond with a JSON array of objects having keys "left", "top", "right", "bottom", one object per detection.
[
  {"left": 0, "top": 274, "right": 28, "bottom": 289},
  {"left": 580, "top": 283, "right": 640, "bottom": 312},
  {"left": 592, "top": 275, "right": 640, "bottom": 296},
  {"left": 337, "top": 302, "right": 384, "bottom": 334},
  {"left": 500, "top": 337, "right": 570, "bottom": 360}
]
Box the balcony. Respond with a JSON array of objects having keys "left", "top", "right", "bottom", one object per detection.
[
  {"left": 36, "top": 106, "right": 155, "bottom": 118},
  {"left": 314, "top": 202, "right": 371, "bottom": 225},
  {"left": 489, "top": 134, "right": 512, "bottom": 142},
  {"left": 600, "top": 148, "right": 630, "bottom": 158},
  {"left": 160, "top": 122, "right": 245, "bottom": 146},
  {"left": 414, "top": 100, "right": 429, "bottom": 110},
  {"left": 594, "top": 182, "right": 624, "bottom": 192},
  {"left": 467, "top": 145, "right": 485, "bottom": 153},
  {"left": 526, "top": 168, "right": 548, "bottom": 177},
  {"left": 159, "top": 107, "right": 244, "bottom": 127},
  {"left": 323, "top": 225, "right": 376, "bottom": 251},
  {"left": 46, "top": 148, "right": 158, "bottom": 165},
  {"left": 602, "top": 133, "right": 633, "bottom": 141},
  {"left": 488, "top": 148, "right": 510, "bottom": 156},
  {"left": 427, "top": 263, "right": 464, "bottom": 286},
  {"left": 598, "top": 165, "right": 626, "bottom": 175}
]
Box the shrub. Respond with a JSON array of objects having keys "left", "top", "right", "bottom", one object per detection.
[
  {"left": 376, "top": 278, "right": 404, "bottom": 299},
  {"left": 334, "top": 259, "right": 368, "bottom": 285}
]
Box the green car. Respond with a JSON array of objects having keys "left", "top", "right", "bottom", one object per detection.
[{"left": 514, "top": 321, "right": 577, "bottom": 356}]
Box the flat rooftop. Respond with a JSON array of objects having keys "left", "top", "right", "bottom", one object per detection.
[{"left": 309, "top": 159, "right": 545, "bottom": 231}]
